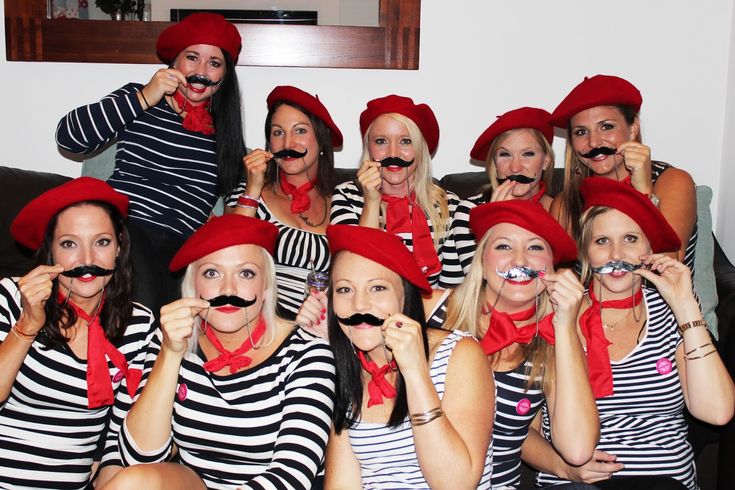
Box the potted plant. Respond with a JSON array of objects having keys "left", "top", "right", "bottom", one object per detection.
[{"left": 95, "top": 0, "right": 138, "bottom": 20}]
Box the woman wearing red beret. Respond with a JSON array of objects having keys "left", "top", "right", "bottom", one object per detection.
[
  {"left": 528, "top": 179, "right": 733, "bottom": 489},
  {"left": 101, "top": 215, "right": 335, "bottom": 490},
  {"left": 550, "top": 74, "right": 697, "bottom": 271},
  {"left": 444, "top": 200, "right": 598, "bottom": 489},
  {"left": 1, "top": 178, "right": 156, "bottom": 488},
  {"left": 330, "top": 94, "right": 463, "bottom": 289},
  {"left": 56, "top": 13, "right": 246, "bottom": 318},
  {"left": 324, "top": 225, "right": 494, "bottom": 488},
  {"left": 453, "top": 106, "right": 556, "bottom": 276},
  {"left": 225, "top": 85, "right": 342, "bottom": 320}
]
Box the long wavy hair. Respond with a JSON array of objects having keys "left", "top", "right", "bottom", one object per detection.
[
  {"left": 443, "top": 230, "right": 556, "bottom": 393},
  {"left": 209, "top": 51, "right": 246, "bottom": 196},
  {"left": 481, "top": 128, "right": 554, "bottom": 201},
  {"left": 263, "top": 100, "right": 336, "bottom": 197},
  {"left": 329, "top": 252, "right": 429, "bottom": 432},
  {"left": 35, "top": 201, "right": 133, "bottom": 349},
  {"left": 361, "top": 114, "right": 451, "bottom": 247},
  {"left": 556, "top": 105, "right": 641, "bottom": 239},
  {"left": 180, "top": 246, "right": 279, "bottom": 353}
]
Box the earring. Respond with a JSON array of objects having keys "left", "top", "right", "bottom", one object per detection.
[
  {"left": 380, "top": 329, "right": 397, "bottom": 371},
  {"left": 319, "top": 150, "right": 324, "bottom": 156},
  {"left": 575, "top": 162, "right": 583, "bottom": 176},
  {"left": 245, "top": 309, "right": 258, "bottom": 349}
]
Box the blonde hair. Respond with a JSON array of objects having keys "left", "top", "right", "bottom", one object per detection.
[
  {"left": 362, "top": 113, "right": 451, "bottom": 247},
  {"left": 484, "top": 128, "right": 554, "bottom": 196},
  {"left": 444, "top": 230, "right": 556, "bottom": 392},
  {"left": 180, "top": 247, "right": 280, "bottom": 354}
]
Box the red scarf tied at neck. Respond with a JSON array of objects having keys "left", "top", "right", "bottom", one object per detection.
[
  {"left": 58, "top": 292, "right": 142, "bottom": 409},
  {"left": 202, "top": 316, "right": 267, "bottom": 374},
  {"left": 173, "top": 90, "right": 215, "bottom": 136},
  {"left": 579, "top": 286, "right": 643, "bottom": 398},
  {"left": 279, "top": 169, "right": 317, "bottom": 214},
  {"left": 357, "top": 350, "right": 397, "bottom": 407},
  {"left": 530, "top": 181, "right": 546, "bottom": 204},
  {"left": 381, "top": 193, "right": 442, "bottom": 278},
  {"left": 479, "top": 303, "right": 555, "bottom": 355}
]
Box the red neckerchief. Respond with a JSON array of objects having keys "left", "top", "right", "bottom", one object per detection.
[
  {"left": 279, "top": 169, "right": 317, "bottom": 214},
  {"left": 357, "top": 350, "right": 397, "bottom": 407},
  {"left": 478, "top": 303, "right": 555, "bottom": 355},
  {"left": 202, "top": 316, "right": 267, "bottom": 374},
  {"left": 381, "top": 193, "right": 442, "bottom": 278},
  {"left": 530, "top": 181, "right": 546, "bottom": 204},
  {"left": 173, "top": 90, "right": 215, "bottom": 135},
  {"left": 579, "top": 286, "right": 643, "bottom": 398},
  {"left": 58, "top": 291, "right": 142, "bottom": 409}
]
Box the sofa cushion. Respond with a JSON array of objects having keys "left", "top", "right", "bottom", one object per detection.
[{"left": 0, "top": 166, "right": 70, "bottom": 277}]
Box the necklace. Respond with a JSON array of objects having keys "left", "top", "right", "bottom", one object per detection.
[
  {"left": 297, "top": 194, "right": 328, "bottom": 228},
  {"left": 602, "top": 308, "right": 633, "bottom": 332}
]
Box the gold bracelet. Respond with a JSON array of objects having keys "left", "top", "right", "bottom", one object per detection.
[
  {"left": 678, "top": 319, "right": 707, "bottom": 336},
  {"left": 409, "top": 407, "right": 444, "bottom": 427},
  {"left": 684, "top": 342, "right": 713, "bottom": 356},
  {"left": 685, "top": 348, "right": 718, "bottom": 361},
  {"left": 11, "top": 324, "right": 35, "bottom": 343}
]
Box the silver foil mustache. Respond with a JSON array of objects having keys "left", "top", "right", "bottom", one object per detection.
[
  {"left": 591, "top": 260, "right": 643, "bottom": 274},
  {"left": 496, "top": 266, "right": 546, "bottom": 281}
]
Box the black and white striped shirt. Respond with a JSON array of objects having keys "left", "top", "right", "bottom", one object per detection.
[
  {"left": 226, "top": 186, "right": 330, "bottom": 319},
  {"left": 449, "top": 192, "right": 487, "bottom": 276},
  {"left": 348, "top": 330, "right": 493, "bottom": 488},
  {"left": 0, "top": 277, "right": 156, "bottom": 489},
  {"left": 56, "top": 83, "right": 219, "bottom": 238},
  {"left": 536, "top": 287, "right": 695, "bottom": 489},
  {"left": 330, "top": 181, "right": 463, "bottom": 287},
  {"left": 119, "top": 327, "right": 335, "bottom": 490},
  {"left": 492, "top": 361, "right": 545, "bottom": 489}
]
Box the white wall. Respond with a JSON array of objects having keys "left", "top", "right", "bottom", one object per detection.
[{"left": 2, "top": 1, "right": 734, "bottom": 258}]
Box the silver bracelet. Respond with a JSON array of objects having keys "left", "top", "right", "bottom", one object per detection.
[{"left": 409, "top": 407, "right": 444, "bottom": 426}]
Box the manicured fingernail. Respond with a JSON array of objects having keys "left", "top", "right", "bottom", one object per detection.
[
  {"left": 321, "top": 308, "right": 326, "bottom": 314},
  {"left": 320, "top": 314, "right": 326, "bottom": 321},
  {"left": 395, "top": 321, "right": 403, "bottom": 328}
]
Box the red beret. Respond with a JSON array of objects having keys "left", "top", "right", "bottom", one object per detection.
[
  {"left": 169, "top": 215, "right": 278, "bottom": 271},
  {"left": 157, "top": 13, "right": 242, "bottom": 64},
  {"left": 551, "top": 75, "right": 643, "bottom": 128},
  {"left": 267, "top": 85, "right": 343, "bottom": 147},
  {"left": 580, "top": 177, "right": 681, "bottom": 253},
  {"left": 327, "top": 225, "right": 432, "bottom": 296},
  {"left": 11, "top": 177, "right": 129, "bottom": 251},
  {"left": 469, "top": 201, "right": 577, "bottom": 265},
  {"left": 359, "top": 95, "right": 440, "bottom": 155},
  {"left": 470, "top": 107, "right": 554, "bottom": 161}
]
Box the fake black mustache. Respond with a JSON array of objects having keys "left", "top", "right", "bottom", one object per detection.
[
  {"left": 273, "top": 148, "right": 308, "bottom": 159},
  {"left": 206, "top": 295, "right": 257, "bottom": 308},
  {"left": 580, "top": 146, "right": 616, "bottom": 159},
  {"left": 591, "top": 260, "right": 643, "bottom": 274},
  {"left": 186, "top": 74, "right": 222, "bottom": 87},
  {"left": 61, "top": 265, "right": 115, "bottom": 278},
  {"left": 337, "top": 313, "right": 385, "bottom": 327},
  {"left": 497, "top": 174, "right": 536, "bottom": 185},
  {"left": 496, "top": 266, "right": 546, "bottom": 280},
  {"left": 380, "top": 157, "right": 414, "bottom": 168}
]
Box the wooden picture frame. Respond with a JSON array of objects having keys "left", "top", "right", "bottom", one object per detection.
[{"left": 4, "top": 0, "right": 420, "bottom": 69}]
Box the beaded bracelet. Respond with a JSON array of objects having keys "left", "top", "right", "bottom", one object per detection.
[{"left": 409, "top": 407, "right": 444, "bottom": 427}]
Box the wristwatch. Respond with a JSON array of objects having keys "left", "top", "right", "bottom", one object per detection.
[{"left": 649, "top": 193, "right": 660, "bottom": 207}]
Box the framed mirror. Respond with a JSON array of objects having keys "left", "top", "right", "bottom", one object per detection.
[{"left": 4, "top": 0, "right": 419, "bottom": 69}]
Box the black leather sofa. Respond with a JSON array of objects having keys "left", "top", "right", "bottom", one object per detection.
[{"left": 1, "top": 164, "right": 733, "bottom": 489}]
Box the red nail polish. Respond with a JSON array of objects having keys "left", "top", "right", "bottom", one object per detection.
[
  {"left": 320, "top": 314, "right": 326, "bottom": 321},
  {"left": 321, "top": 308, "right": 326, "bottom": 314}
]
